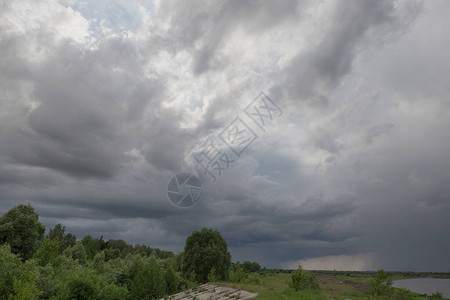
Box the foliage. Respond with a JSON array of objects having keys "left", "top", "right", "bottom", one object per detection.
[
  {"left": 287, "top": 265, "right": 320, "bottom": 291},
  {"left": 63, "top": 242, "right": 87, "bottom": 265},
  {"left": 0, "top": 244, "right": 23, "bottom": 297},
  {"left": 13, "top": 270, "right": 42, "bottom": 300},
  {"left": 208, "top": 266, "right": 219, "bottom": 282},
  {"left": 81, "top": 235, "right": 101, "bottom": 260},
  {"left": 48, "top": 224, "right": 76, "bottom": 251},
  {"left": 369, "top": 269, "right": 393, "bottom": 297},
  {"left": 0, "top": 204, "right": 45, "bottom": 260},
  {"left": 106, "top": 239, "right": 133, "bottom": 258},
  {"left": 368, "top": 270, "right": 415, "bottom": 300},
  {"left": 99, "top": 283, "right": 129, "bottom": 300},
  {"left": 165, "top": 266, "right": 179, "bottom": 294},
  {"left": 129, "top": 259, "right": 166, "bottom": 299},
  {"left": 182, "top": 228, "right": 231, "bottom": 283},
  {"left": 55, "top": 268, "right": 100, "bottom": 299},
  {"left": 104, "top": 247, "right": 121, "bottom": 261},
  {"left": 33, "top": 238, "right": 61, "bottom": 266},
  {"left": 241, "top": 261, "right": 261, "bottom": 273},
  {"left": 229, "top": 265, "right": 261, "bottom": 284}
]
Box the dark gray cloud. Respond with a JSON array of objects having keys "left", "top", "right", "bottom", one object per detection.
[{"left": 0, "top": 0, "right": 449, "bottom": 271}]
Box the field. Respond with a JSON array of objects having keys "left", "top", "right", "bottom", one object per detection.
[{"left": 214, "top": 272, "right": 449, "bottom": 299}]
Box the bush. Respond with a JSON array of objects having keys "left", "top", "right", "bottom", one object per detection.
[
  {"left": 182, "top": 228, "right": 231, "bottom": 283},
  {"left": 369, "top": 269, "right": 393, "bottom": 297},
  {"left": 0, "top": 244, "right": 23, "bottom": 297},
  {"left": 13, "top": 270, "right": 42, "bottom": 300},
  {"left": 33, "top": 238, "right": 61, "bottom": 266},
  {"left": 56, "top": 268, "right": 100, "bottom": 299},
  {"left": 229, "top": 265, "right": 261, "bottom": 284},
  {"left": 99, "top": 283, "right": 129, "bottom": 300},
  {"left": 0, "top": 205, "right": 46, "bottom": 260},
  {"left": 129, "top": 259, "right": 166, "bottom": 299},
  {"left": 165, "top": 266, "right": 179, "bottom": 294},
  {"left": 391, "top": 287, "right": 412, "bottom": 300},
  {"left": 287, "top": 265, "right": 319, "bottom": 291},
  {"left": 369, "top": 270, "right": 413, "bottom": 300},
  {"left": 63, "top": 242, "right": 87, "bottom": 265},
  {"left": 207, "top": 266, "right": 218, "bottom": 282}
]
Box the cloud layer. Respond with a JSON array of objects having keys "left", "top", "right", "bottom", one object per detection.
[{"left": 0, "top": 0, "right": 449, "bottom": 271}]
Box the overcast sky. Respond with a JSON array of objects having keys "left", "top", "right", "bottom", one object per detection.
[{"left": 1, "top": 0, "right": 449, "bottom": 271}]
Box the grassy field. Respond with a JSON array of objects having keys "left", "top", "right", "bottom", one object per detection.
[{"left": 216, "top": 272, "right": 448, "bottom": 299}]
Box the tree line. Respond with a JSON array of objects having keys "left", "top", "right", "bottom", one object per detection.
[{"left": 0, "top": 204, "right": 264, "bottom": 299}]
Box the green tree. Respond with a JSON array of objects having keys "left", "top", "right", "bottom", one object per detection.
[
  {"left": 56, "top": 268, "right": 99, "bottom": 299},
  {"left": 165, "top": 266, "right": 179, "bottom": 294},
  {"left": 48, "top": 224, "right": 65, "bottom": 241},
  {"left": 0, "top": 244, "right": 23, "bottom": 297},
  {"left": 287, "top": 265, "right": 319, "bottom": 291},
  {"left": 130, "top": 260, "right": 166, "bottom": 299},
  {"left": 207, "top": 266, "right": 218, "bottom": 283},
  {"left": 182, "top": 228, "right": 231, "bottom": 283},
  {"left": 369, "top": 269, "right": 393, "bottom": 297},
  {"left": 62, "top": 233, "right": 77, "bottom": 249},
  {"left": 33, "top": 238, "right": 61, "bottom": 266},
  {"left": 13, "top": 270, "right": 42, "bottom": 300},
  {"left": 48, "top": 223, "right": 76, "bottom": 251},
  {"left": 63, "top": 242, "right": 87, "bottom": 265},
  {"left": 0, "top": 204, "right": 45, "bottom": 260},
  {"left": 81, "top": 235, "right": 101, "bottom": 260},
  {"left": 103, "top": 248, "right": 120, "bottom": 261},
  {"left": 106, "top": 239, "right": 133, "bottom": 257},
  {"left": 251, "top": 261, "right": 261, "bottom": 272}
]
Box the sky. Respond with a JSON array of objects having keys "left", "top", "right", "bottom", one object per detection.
[{"left": 0, "top": 0, "right": 449, "bottom": 272}]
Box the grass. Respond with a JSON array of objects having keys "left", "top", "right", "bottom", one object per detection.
[{"left": 216, "top": 272, "right": 449, "bottom": 299}]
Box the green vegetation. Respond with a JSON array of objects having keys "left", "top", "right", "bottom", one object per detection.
[
  {"left": 0, "top": 204, "right": 204, "bottom": 299},
  {"left": 217, "top": 271, "right": 449, "bottom": 299},
  {"left": 181, "top": 227, "right": 231, "bottom": 283},
  {"left": 287, "top": 264, "right": 319, "bottom": 291},
  {"left": 1, "top": 204, "right": 449, "bottom": 299},
  {"left": 0, "top": 204, "right": 45, "bottom": 260}
]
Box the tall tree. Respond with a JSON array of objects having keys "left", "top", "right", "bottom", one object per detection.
[
  {"left": 48, "top": 224, "right": 65, "bottom": 241},
  {"left": 182, "top": 228, "right": 231, "bottom": 283},
  {"left": 48, "top": 223, "right": 76, "bottom": 251},
  {"left": 0, "top": 204, "right": 45, "bottom": 260}
]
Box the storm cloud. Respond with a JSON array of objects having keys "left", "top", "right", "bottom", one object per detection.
[{"left": 0, "top": 0, "right": 449, "bottom": 271}]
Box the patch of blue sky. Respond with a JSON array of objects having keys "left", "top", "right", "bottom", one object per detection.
[{"left": 59, "top": 0, "right": 155, "bottom": 36}]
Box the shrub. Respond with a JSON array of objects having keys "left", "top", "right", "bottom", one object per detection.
[
  {"left": 165, "top": 266, "right": 179, "bottom": 294},
  {"left": 129, "top": 259, "right": 166, "bottom": 299},
  {"left": 99, "top": 283, "right": 129, "bottom": 300},
  {"left": 33, "top": 238, "right": 61, "bottom": 266},
  {"left": 13, "top": 270, "right": 42, "bottom": 300},
  {"left": 207, "top": 266, "right": 218, "bottom": 283},
  {"left": 0, "top": 244, "right": 23, "bottom": 297},
  {"left": 229, "top": 265, "right": 261, "bottom": 284},
  {"left": 391, "top": 287, "right": 412, "bottom": 300},
  {"left": 63, "top": 242, "right": 87, "bottom": 265},
  {"left": 58, "top": 268, "right": 100, "bottom": 299},
  {"left": 369, "top": 269, "right": 393, "bottom": 297},
  {"left": 369, "top": 270, "right": 414, "bottom": 300},
  {"left": 287, "top": 265, "right": 319, "bottom": 291},
  {"left": 0, "top": 204, "right": 45, "bottom": 260},
  {"left": 182, "top": 228, "right": 231, "bottom": 283}
]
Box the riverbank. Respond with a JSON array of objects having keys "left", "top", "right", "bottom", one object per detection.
[{"left": 215, "top": 272, "right": 450, "bottom": 299}]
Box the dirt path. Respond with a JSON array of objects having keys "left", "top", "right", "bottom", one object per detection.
[{"left": 162, "top": 284, "right": 258, "bottom": 300}]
